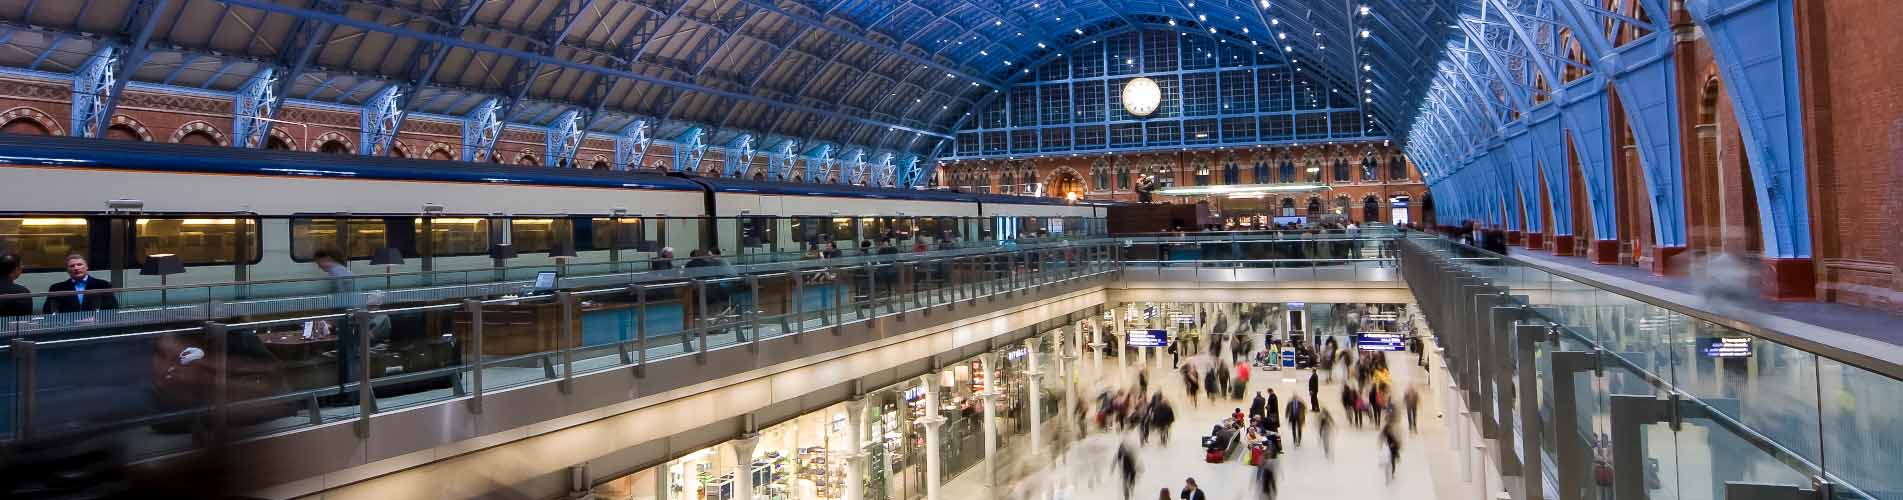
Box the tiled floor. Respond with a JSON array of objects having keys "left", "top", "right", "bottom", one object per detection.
[{"left": 940, "top": 345, "right": 1469, "bottom": 500}]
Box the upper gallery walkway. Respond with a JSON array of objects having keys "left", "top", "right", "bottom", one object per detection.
[
  {"left": 0, "top": 230, "right": 1406, "bottom": 498},
  {"left": 1403, "top": 235, "right": 1903, "bottom": 500},
  {"left": 1509, "top": 249, "right": 1903, "bottom": 351}
]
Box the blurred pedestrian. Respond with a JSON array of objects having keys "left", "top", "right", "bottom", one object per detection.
[
  {"left": 1180, "top": 478, "right": 1207, "bottom": 500},
  {"left": 1404, "top": 385, "right": 1421, "bottom": 434}
]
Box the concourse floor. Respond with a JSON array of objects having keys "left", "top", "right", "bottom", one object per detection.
[{"left": 942, "top": 343, "right": 1473, "bottom": 500}]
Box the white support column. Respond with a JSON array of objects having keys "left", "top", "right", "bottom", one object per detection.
[
  {"left": 1112, "top": 307, "right": 1129, "bottom": 372},
  {"left": 844, "top": 398, "right": 867, "bottom": 500},
  {"left": 655, "top": 459, "right": 672, "bottom": 500},
  {"left": 978, "top": 353, "right": 1001, "bottom": 488},
  {"left": 919, "top": 375, "right": 947, "bottom": 500},
  {"left": 732, "top": 434, "right": 760, "bottom": 500},
  {"left": 1088, "top": 317, "right": 1106, "bottom": 374},
  {"left": 1025, "top": 338, "right": 1044, "bottom": 456},
  {"left": 1062, "top": 323, "right": 1082, "bottom": 439}
]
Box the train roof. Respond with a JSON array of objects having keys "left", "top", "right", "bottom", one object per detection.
[{"left": 0, "top": 133, "right": 701, "bottom": 191}]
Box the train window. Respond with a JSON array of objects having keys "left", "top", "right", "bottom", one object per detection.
[
  {"left": 0, "top": 217, "right": 91, "bottom": 271},
  {"left": 290, "top": 218, "right": 388, "bottom": 261},
  {"left": 509, "top": 219, "right": 567, "bottom": 253},
  {"left": 829, "top": 217, "right": 854, "bottom": 243},
  {"left": 590, "top": 218, "right": 644, "bottom": 250},
  {"left": 422, "top": 218, "right": 491, "bottom": 256},
  {"left": 135, "top": 218, "right": 261, "bottom": 265}
]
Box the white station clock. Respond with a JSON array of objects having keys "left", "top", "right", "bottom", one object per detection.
[{"left": 1122, "top": 77, "right": 1160, "bottom": 117}]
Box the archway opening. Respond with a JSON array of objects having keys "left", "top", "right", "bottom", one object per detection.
[
  {"left": 1050, "top": 171, "right": 1083, "bottom": 199},
  {"left": 429, "top": 149, "right": 454, "bottom": 161},
  {"left": 592, "top": 160, "right": 611, "bottom": 170},
  {"left": 266, "top": 136, "right": 294, "bottom": 151},
  {"left": 1363, "top": 195, "right": 1381, "bottom": 223},
  {"left": 0, "top": 118, "right": 50, "bottom": 135},
  {"left": 518, "top": 155, "right": 539, "bottom": 166},
  {"left": 179, "top": 131, "right": 221, "bottom": 146},
  {"left": 106, "top": 124, "right": 144, "bottom": 141},
  {"left": 318, "top": 140, "right": 351, "bottom": 154}
]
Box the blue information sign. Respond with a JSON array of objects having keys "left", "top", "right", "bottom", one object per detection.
[
  {"left": 1127, "top": 329, "right": 1168, "bottom": 348},
  {"left": 1698, "top": 337, "right": 1752, "bottom": 358},
  {"left": 1356, "top": 333, "right": 1407, "bottom": 352}
]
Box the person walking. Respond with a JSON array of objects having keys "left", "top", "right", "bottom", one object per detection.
[
  {"left": 1182, "top": 366, "right": 1201, "bottom": 407},
  {"left": 1286, "top": 397, "right": 1306, "bottom": 446},
  {"left": 1404, "top": 385, "right": 1422, "bottom": 434},
  {"left": 1180, "top": 478, "right": 1207, "bottom": 500},
  {"left": 1169, "top": 341, "right": 1180, "bottom": 369},
  {"left": 1150, "top": 394, "right": 1176, "bottom": 445},
  {"left": 1381, "top": 418, "right": 1403, "bottom": 480},
  {"left": 1316, "top": 408, "right": 1335, "bottom": 457},
  {"left": 1308, "top": 370, "right": 1320, "bottom": 413},
  {"left": 1254, "top": 452, "right": 1278, "bottom": 499},
  {"left": 1117, "top": 443, "right": 1140, "bottom": 499}
]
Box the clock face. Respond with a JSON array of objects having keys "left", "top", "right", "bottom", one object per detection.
[{"left": 1122, "top": 77, "right": 1160, "bottom": 117}]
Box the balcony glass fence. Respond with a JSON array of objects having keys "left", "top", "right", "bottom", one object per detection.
[
  {"left": 3, "top": 226, "right": 1894, "bottom": 500},
  {"left": 0, "top": 238, "right": 1129, "bottom": 460},
  {"left": 1402, "top": 235, "right": 1901, "bottom": 500}
]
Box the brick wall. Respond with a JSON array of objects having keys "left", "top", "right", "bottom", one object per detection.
[{"left": 1803, "top": 0, "right": 1903, "bottom": 311}]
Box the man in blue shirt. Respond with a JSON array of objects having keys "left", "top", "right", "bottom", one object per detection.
[{"left": 44, "top": 254, "right": 118, "bottom": 313}]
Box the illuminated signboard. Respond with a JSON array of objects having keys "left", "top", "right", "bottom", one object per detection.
[
  {"left": 1698, "top": 337, "right": 1753, "bottom": 358},
  {"left": 1127, "top": 329, "right": 1169, "bottom": 348},
  {"left": 1357, "top": 332, "right": 1407, "bottom": 352}
]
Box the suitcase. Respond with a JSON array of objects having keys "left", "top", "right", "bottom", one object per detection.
[
  {"left": 1206, "top": 449, "right": 1225, "bottom": 464},
  {"left": 1247, "top": 444, "right": 1267, "bottom": 465}
]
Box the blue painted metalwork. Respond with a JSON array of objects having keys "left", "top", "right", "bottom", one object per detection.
[
  {"left": 1485, "top": 141, "right": 1526, "bottom": 231},
  {"left": 544, "top": 109, "right": 584, "bottom": 167},
  {"left": 838, "top": 148, "right": 867, "bottom": 186},
  {"left": 1685, "top": 0, "right": 1812, "bottom": 259},
  {"left": 766, "top": 140, "right": 799, "bottom": 181},
  {"left": 802, "top": 144, "right": 835, "bottom": 183},
  {"left": 70, "top": 47, "right": 117, "bottom": 139},
  {"left": 672, "top": 127, "right": 706, "bottom": 173},
  {"left": 722, "top": 134, "right": 756, "bottom": 178},
  {"left": 899, "top": 155, "right": 929, "bottom": 189},
  {"left": 614, "top": 119, "right": 651, "bottom": 171},
  {"left": 1501, "top": 125, "right": 1544, "bottom": 234},
  {"left": 89, "top": 0, "right": 172, "bottom": 139},
  {"left": 360, "top": 85, "right": 404, "bottom": 156},
  {"left": 1525, "top": 103, "right": 1575, "bottom": 237},
  {"left": 1556, "top": 86, "right": 1620, "bottom": 241},
  {"left": 870, "top": 152, "right": 895, "bottom": 187},
  {"left": 232, "top": 68, "right": 278, "bottom": 149},
  {"left": 461, "top": 99, "right": 504, "bottom": 162}
]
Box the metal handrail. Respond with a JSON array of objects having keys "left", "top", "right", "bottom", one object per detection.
[{"left": 1405, "top": 235, "right": 1903, "bottom": 379}]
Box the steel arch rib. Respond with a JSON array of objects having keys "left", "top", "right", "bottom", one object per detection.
[{"left": 209, "top": 0, "right": 952, "bottom": 140}]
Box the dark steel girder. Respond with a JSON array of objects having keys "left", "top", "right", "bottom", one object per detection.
[
  {"left": 725, "top": 0, "right": 1004, "bottom": 89},
  {"left": 207, "top": 0, "right": 951, "bottom": 139},
  {"left": 386, "top": 0, "right": 488, "bottom": 155},
  {"left": 92, "top": 0, "right": 173, "bottom": 138}
]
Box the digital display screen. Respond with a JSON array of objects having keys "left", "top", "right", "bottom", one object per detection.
[
  {"left": 1698, "top": 337, "right": 1752, "bottom": 358},
  {"left": 1127, "top": 329, "right": 1168, "bottom": 348},
  {"left": 1357, "top": 333, "right": 1407, "bottom": 351},
  {"left": 531, "top": 271, "right": 558, "bottom": 292}
]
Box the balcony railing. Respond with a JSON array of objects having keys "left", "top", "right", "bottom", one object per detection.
[{"left": 1401, "top": 235, "right": 1902, "bottom": 500}]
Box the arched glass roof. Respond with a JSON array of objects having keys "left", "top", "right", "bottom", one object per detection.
[{"left": 0, "top": 0, "right": 1456, "bottom": 156}]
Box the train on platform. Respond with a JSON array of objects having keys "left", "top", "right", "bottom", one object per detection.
[{"left": 0, "top": 133, "right": 1109, "bottom": 300}]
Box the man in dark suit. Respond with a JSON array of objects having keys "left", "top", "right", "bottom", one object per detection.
[
  {"left": 43, "top": 254, "right": 118, "bottom": 314},
  {"left": 1, "top": 253, "right": 32, "bottom": 317}
]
